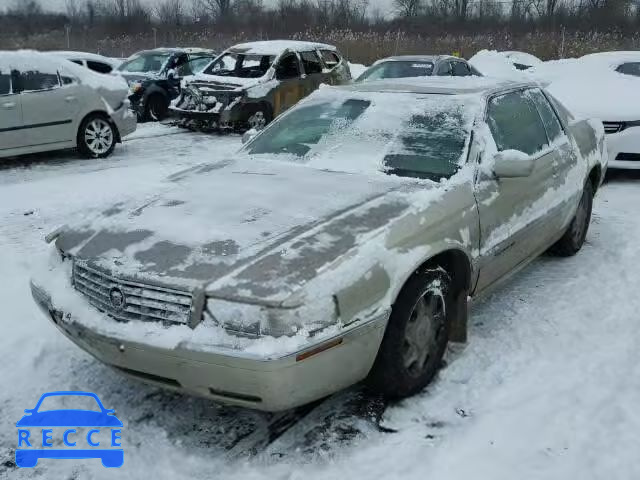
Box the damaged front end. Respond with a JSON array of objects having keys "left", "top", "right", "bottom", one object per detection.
[{"left": 170, "top": 81, "right": 246, "bottom": 131}]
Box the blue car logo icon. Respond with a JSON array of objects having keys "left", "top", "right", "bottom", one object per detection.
[{"left": 16, "top": 391, "right": 123, "bottom": 468}]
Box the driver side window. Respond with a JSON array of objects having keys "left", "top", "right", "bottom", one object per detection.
[
  {"left": 436, "top": 61, "right": 453, "bottom": 76},
  {"left": 487, "top": 90, "right": 549, "bottom": 156},
  {"left": 276, "top": 53, "right": 301, "bottom": 80}
]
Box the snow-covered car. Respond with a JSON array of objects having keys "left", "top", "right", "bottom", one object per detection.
[
  {"left": 0, "top": 50, "right": 136, "bottom": 159},
  {"left": 116, "top": 48, "right": 217, "bottom": 121},
  {"left": 170, "top": 40, "right": 351, "bottom": 131},
  {"left": 539, "top": 51, "right": 640, "bottom": 169},
  {"left": 50, "top": 51, "right": 120, "bottom": 74},
  {"left": 31, "top": 78, "right": 605, "bottom": 411},
  {"left": 499, "top": 51, "right": 542, "bottom": 70},
  {"left": 355, "top": 55, "right": 481, "bottom": 82}
]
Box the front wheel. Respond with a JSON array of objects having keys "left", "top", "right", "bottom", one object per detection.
[
  {"left": 145, "top": 94, "right": 168, "bottom": 121},
  {"left": 242, "top": 104, "right": 272, "bottom": 131},
  {"left": 367, "top": 268, "right": 452, "bottom": 398},
  {"left": 77, "top": 114, "right": 116, "bottom": 159},
  {"left": 550, "top": 181, "right": 594, "bottom": 256}
]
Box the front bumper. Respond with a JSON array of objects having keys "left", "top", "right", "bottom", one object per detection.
[
  {"left": 31, "top": 281, "right": 388, "bottom": 411},
  {"left": 606, "top": 126, "right": 640, "bottom": 169},
  {"left": 111, "top": 102, "right": 137, "bottom": 140}
]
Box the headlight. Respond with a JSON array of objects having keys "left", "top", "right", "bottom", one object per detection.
[
  {"left": 204, "top": 297, "right": 338, "bottom": 338},
  {"left": 129, "top": 82, "right": 143, "bottom": 94}
]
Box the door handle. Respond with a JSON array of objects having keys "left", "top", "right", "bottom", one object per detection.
[
  {"left": 65, "top": 96, "right": 77, "bottom": 102},
  {"left": 2, "top": 101, "right": 16, "bottom": 109}
]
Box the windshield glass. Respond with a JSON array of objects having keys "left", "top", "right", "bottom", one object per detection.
[
  {"left": 118, "top": 52, "right": 171, "bottom": 73},
  {"left": 203, "top": 53, "right": 275, "bottom": 78},
  {"left": 356, "top": 61, "right": 434, "bottom": 83},
  {"left": 616, "top": 62, "right": 640, "bottom": 77},
  {"left": 37, "top": 394, "right": 101, "bottom": 412},
  {"left": 245, "top": 90, "right": 477, "bottom": 180}
]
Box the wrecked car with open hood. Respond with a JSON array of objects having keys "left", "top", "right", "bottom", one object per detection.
[
  {"left": 30, "top": 78, "right": 605, "bottom": 411},
  {"left": 170, "top": 40, "right": 351, "bottom": 131}
]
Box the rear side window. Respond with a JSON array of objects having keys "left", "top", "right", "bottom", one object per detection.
[
  {"left": 527, "top": 89, "right": 564, "bottom": 143},
  {"left": 452, "top": 61, "right": 471, "bottom": 76},
  {"left": 616, "top": 62, "right": 640, "bottom": 77},
  {"left": 436, "top": 61, "right": 453, "bottom": 76},
  {"left": 70, "top": 59, "right": 83, "bottom": 66},
  {"left": 20, "top": 70, "right": 60, "bottom": 92},
  {"left": 320, "top": 50, "right": 340, "bottom": 68},
  {"left": 300, "top": 51, "right": 323, "bottom": 75},
  {"left": 0, "top": 67, "right": 11, "bottom": 95},
  {"left": 87, "top": 61, "right": 113, "bottom": 74},
  {"left": 487, "top": 90, "right": 548, "bottom": 155}
]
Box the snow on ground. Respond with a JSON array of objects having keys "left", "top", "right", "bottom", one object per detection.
[{"left": 1, "top": 123, "right": 639, "bottom": 479}]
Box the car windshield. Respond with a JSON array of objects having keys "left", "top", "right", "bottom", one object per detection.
[
  {"left": 185, "top": 56, "right": 215, "bottom": 74},
  {"left": 203, "top": 53, "right": 275, "bottom": 78},
  {"left": 356, "top": 61, "right": 435, "bottom": 82},
  {"left": 36, "top": 394, "right": 102, "bottom": 412},
  {"left": 616, "top": 62, "right": 640, "bottom": 77},
  {"left": 245, "top": 90, "right": 477, "bottom": 180},
  {"left": 118, "top": 52, "right": 172, "bottom": 73}
]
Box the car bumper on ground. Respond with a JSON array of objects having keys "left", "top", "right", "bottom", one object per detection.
[
  {"left": 111, "top": 103, "right": 137, "bottom": 140},
  {"left": 606, "top": 126, "right": 640, "bottom": 169},
  {"left": 30, "top": 281, "right": 388, "bottom": 411}
]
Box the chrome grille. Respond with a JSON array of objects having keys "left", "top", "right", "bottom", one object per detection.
[
  {"left": 603, "top": 121, "right": 624, "bottom": 134},
  {"left": 72, "top": 262, "right": 193, "bottom": 325}
]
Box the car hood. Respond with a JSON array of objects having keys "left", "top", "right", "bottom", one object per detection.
[
  {"left": 55, "top": 157, "right": 411, "bottom": 304},
  {"left": 117, "top": 72, "right": 159, "bottom": 84},
  {"left": 186, "top": 73, "right": 266, "bottom": 92}
]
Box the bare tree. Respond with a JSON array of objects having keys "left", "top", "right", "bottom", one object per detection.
[
  {"left": 394, "top": 0, "right": 421, "bottom": 17},
  {"left": 156, "top": 0, "right": 185, "bottom": 25},
  {"left": 195, "top": 0, "right": 234, "bottom": 20}
]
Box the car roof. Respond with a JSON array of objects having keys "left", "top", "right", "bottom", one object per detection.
[
  {"left": 580, "top": 50, "right": 640, "bottom": 65},
  {"left": 379, "top": 55, "right": 456, "bottom": 63},
  {"left": 130, "top": 47, "right": 216, "bottom": 56},
  {"left": 227, "top": 40, "right": 336, "bottom": 55},
  {"left": 337, "top": 76, "right": 535, "bottom": 96},
  {"left": 49, "top": 51, "right": 117, "bottom": 65}
]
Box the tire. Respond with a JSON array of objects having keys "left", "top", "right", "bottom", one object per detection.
[
  {"left": 77, "top": 113, "right": 116, "bottom": 159},
  {"left": 367, "top": 267, "right": 452, "bottom": 398},
  {"left": 242, "top": 103, "right": 273, "bottom": 131},
  {"left": 550, "top": 181, "right": 594, "bottom": 256},
  {"left": 145, "top": 94, "right": 168, "bottom": 121}
]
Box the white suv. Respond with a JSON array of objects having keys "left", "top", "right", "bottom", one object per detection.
[{"left": 0, "top": 50, "right": 136, "bottom": 159}]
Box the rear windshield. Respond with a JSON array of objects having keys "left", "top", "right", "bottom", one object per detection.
[
  {"left": 356, "top": 61, "right": 434, "bottom": 83},
  {"left": 203, "top": 53, "right": 275, "bottom": 78},
  {"left": 245, "top": 91, "right": 477, "bottom": 180}
]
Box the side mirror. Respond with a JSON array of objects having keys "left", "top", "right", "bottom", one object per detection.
[
  {"left": 242, "top": 128, "right": 258, "bottom": 144},
  {"left": 493, "top": 150, "right": 535, "bottom": 178}
]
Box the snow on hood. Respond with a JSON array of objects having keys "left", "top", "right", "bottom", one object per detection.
[
  {"left": 186, "top": 72, "right": 267, "bottom": 90},
  {"left": 54, "top": 157, "right": 408, "bottom": 300}
]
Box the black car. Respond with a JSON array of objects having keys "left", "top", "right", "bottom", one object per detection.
[{"left": 116, "top": 48, "right": 217, "bottom": 121}]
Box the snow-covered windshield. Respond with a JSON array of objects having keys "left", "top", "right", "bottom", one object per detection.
[
  {"left": 203, "top": 53, "right": 275, "bottom": 78},
  {"left": 245, "top": 90, "right": 477, "bottom": 180},
  {"left": 356, "top": 61, "right": 434, "bottom": 83},
  {"left": 118, "top": 52, "right": 171, "bottom": 74}
]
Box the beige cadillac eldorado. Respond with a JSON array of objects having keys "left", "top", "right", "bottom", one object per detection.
[{"left": 31, "top": 78, "right": 606, "bottom": 411}]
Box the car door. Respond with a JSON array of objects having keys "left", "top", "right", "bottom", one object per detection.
[
  {"left": 474, "top": 88, "right": 559, "bottom": 292},
  {"left": 19, "top": 67, "right": 80, "bottom": 146},
  {"left": 526, "top": 88, "right": 582, "bottom": 228},
  {"left": 0, "top": 63, "right": 24, "bottom": 152},
  {"left": 273, "top": 52, "right": 304, "bottom": 117},
  {"left": 299, "top": 50, "right": 326, "bottom": 96}
]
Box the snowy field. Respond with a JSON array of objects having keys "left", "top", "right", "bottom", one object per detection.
[{"left": 1, "top": 123, "right": 639, "bottom": 479}]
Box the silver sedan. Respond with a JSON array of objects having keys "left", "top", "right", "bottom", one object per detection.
[{"left": 31, "top": 78, "right": 606, "bottom": 411}]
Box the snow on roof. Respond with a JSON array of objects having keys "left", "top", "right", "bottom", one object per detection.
[
  {"left": 501, "top": 51, "right": 542, "bottom": 66},
  {"left": 340, "top": 76, "right": 528, "bottom": 96},
  {"left": 0, "top": 49, "right": 127, "bottom": 92},
  {"left": 228, "top": 40, "right": 336, "bottom": 55},
  {"left": 579, "top": 50, "right": 640, "bottom": 67},
  {"left": 49, "top": 50, "right": 119, "bottom": 67},
  {"left": 469, "top": 50, "right": 532, "bottom": 80}
]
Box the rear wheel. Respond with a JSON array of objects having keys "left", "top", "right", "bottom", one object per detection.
[
  {"left": 77, "top": 114, "right": 116, "bottom": 159},
  {"left": 550, "top": 181, "right": 593, "bottom": 256},
  {"left": 367, "top": 267, "right": 452, "bottom": 398}
]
